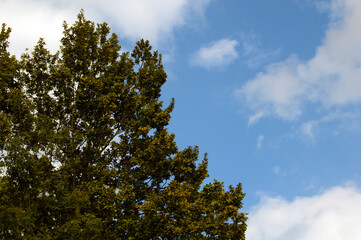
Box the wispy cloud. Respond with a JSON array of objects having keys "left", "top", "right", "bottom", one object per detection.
[
  {"left": 301, "top": 111, "right": 361, "bottom": 139},
  {"left": 191, "top": 38, "right": 239, "bottom": 69},
  {"left": 272, "top": 166, "right": 281, "bottom": 174},
  {"left": 248, "top": 111, "right": 265, "bottom": 125},
  {"left": 301, "top": 121, "right": 317, "bottom": 139},
  {"left": 0, "top": 0, "right": 211, "bottom": 56},
  {"left": 247, "top": 185, "right": 361, "bottom": 240},
  {"left": 240, "top": 32, "right": 280, "bottom": 68},
  {"left": 257, "top": 135, "right": 264, "bottom": 149},
  {"left": 236, "top": 0, "right": 361, "bottom": 122}
]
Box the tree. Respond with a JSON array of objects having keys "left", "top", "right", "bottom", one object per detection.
[{"left": 0, "top": 11, "right": 247, "bottom": 239}]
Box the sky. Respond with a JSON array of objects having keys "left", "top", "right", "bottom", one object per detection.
[{"left": 1, "top": 0, "right": 361, "bottom": 239}]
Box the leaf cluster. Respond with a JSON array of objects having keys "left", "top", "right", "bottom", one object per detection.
[{"left": 0, "top": 12, "right": 247, "bottom": 239}]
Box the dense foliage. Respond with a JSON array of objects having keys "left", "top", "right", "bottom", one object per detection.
[{"left": 0, "top": 12, "right": 247, "bottom": 239}]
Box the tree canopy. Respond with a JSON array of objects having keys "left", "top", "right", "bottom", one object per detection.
[{"left": 0, "top": 11, "right": 247, "bottom": 239}]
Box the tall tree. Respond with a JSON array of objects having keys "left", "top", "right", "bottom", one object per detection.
[{"left": 0, "top": 12, "right": 247, "bottom": 239}]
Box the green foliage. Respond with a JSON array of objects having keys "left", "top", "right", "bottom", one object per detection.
[{"left": 0, "top": 11, "right": 247, "bottom": 239}]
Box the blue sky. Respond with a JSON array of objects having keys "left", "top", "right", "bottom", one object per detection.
[{"left": 2, "top": 0, "right": 361, "bottom": 238}]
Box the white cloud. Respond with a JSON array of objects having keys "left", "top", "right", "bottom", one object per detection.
[
  {"left": 239, "top": 56, "right": 305, "bottom": 120},
  {"left": 191, "top": 39, "right": 239, "bottom": 69},
  {"left": 0, "top": 0, "right": 211, "bottom": 56},
  {"left": 247, "top": 185, "right": 361, "bottom": 240},
  {"left": 257, "top": 135, "right": 264, "bottom": 149},
  {"left": 0, "top": 0, "right": 75, "bottom": 56},
  {"left": 237, "top": 0, "right": 361, "bottom": 121},
  {"left": 92, "top": 0, "right": 210, "bottom": 44}
]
